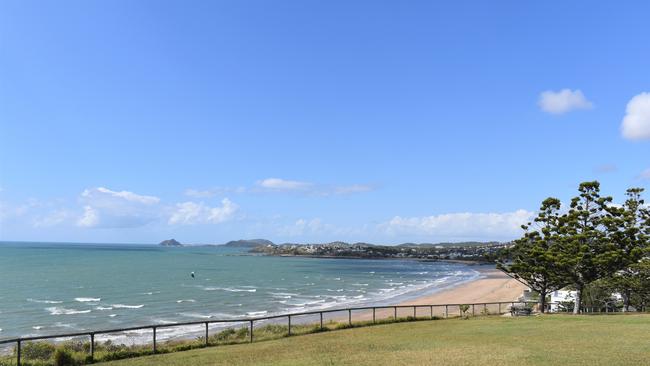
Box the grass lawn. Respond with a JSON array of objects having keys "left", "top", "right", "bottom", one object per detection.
[{"left": 98, "top": 314, "right": 650, "bottom": 366}]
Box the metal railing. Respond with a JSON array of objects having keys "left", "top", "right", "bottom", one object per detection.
[{"left": 0, "top": 300, "right": 645, "bottom": 365}]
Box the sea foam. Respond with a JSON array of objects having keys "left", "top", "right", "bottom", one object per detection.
[
  {"left": 27, "top": 298, "right": 63, "bottom": 304},
  {"left": 75, "top": 297, "right": 101, "bottom": 302},
  {"left": 46, "top": 307, "right": 91, "bottom": 315},
  {"left": 112, "top": 304, "right": 144, "bottom": 309}
]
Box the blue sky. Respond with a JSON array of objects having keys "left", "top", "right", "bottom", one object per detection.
[{"left": 1, "top": 1, "right": 649, "bottom": 244}]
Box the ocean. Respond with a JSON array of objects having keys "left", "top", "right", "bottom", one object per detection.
[{"left": 0, "top": 242, "right": 478, "bottom": 342}]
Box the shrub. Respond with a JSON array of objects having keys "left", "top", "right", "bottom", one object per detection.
[
  {"left": 459, "top": 304, "right": 471, "bottom": 318},
  {"left": 235, "top": 327, "right": 249, "bottom": 338},
  {"left": 20, "top": 342, "right": 57, "bottom": 360},
  {"left": 53, "top": 349, "right": 76, "bottom": 366}
]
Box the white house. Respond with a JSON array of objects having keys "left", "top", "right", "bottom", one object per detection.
[{"left": 549, "top": 290, "right": 577, "bottom": 312}]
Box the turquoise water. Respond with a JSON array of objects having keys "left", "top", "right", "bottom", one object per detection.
[{"left": 0, "top": 242, "right": 478, "bottom": 342}]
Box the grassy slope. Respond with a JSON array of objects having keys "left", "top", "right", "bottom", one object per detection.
[{"left": 100, "top": 315, "right": 650, "bottom": 366}]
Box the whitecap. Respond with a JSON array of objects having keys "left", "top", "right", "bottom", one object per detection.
[
  {"left": 112, "top": 304, "right": 144, "bottom": 309},
  {"left": 179, "top": 312, "right": 213, "bottom": 319},
  {"left": 96, "top": 306, "right": 113, "bottom": 310},
  {"left": 176, "top": 299, "right": 196, "bottom": 303},
  {"left": 204, "top": 287, "right": 256, "bottom": 293},
  {"left": 108, "top": 314, "right": 117, "bottom": 318},
  {"left": 32, "top": 326, "right": 43, "bottom": 330},
  {"left": 46, "top": 307, "right": 91, "bottom": 315},
  {"left": 247, "top": 311, "right": 267, "bottom": 316},
  {"left": 27, "top": 298, "right": 63, "bottom": 304},
  {"left": 75, "top": 297, "right": 101, "bottom": 302}
]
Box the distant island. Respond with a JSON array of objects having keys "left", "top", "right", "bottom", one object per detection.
[
  {"left": 223, "top": 239, "right": 274, "bottom": 248},
  {"left": 157, "top": 238, "right": 507, "bottom": 262},
  {"left": 158, "top": 238, "right": 183, "bottom": 247}
]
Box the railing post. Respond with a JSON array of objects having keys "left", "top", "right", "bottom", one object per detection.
[
  {"left": 153, "top": 326, "right": 157, "bottom": 353},
  {"left": 498, "top": 302, "right": 501, "bottom": 314},
  {"left": 249, "top": 320, "right": 253, "bottom": 343},
  {"left": 320, "top": 312, "right": 324, "bottom": 330},
  {"left": 372, "top": 307, "right": 376, "bottom": 323},
  {"left": 205, "top": 322, "right": 209, "bottom": 346},
  {"left": 394, "top": 306, "right": 397, "bottom": 320},
  {"left": 445, "top": 305, "right": 448, "bottom": 318},
  {"left": 413, "top": 306, "right": 416, "bottom": 319},
  {"left": 430, "top": 305, "right": 433, "bottom": 319},
  {"left": 90, "top": 333, "right": 95, "bottom": 360},
  {"left": 348, "top": 309, "right": 352, "bottom": 326},
  {"left": 472, "top": 304, "right": 475, "bottom": 316},
  {"left": 484, "top": 303, "right": 487, "bottom": 315},
  {"left": 288, "top": 315, "right": 291, "bottom": 336},
  {"left": 16, "top": 340, "right": 21, "bottom": 366}
]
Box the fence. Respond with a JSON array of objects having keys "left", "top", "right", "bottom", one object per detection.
[{"left": 0, "top": 300, "right": 645, "bottom": 365}]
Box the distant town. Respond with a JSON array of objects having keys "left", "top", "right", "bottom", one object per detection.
[{"left": 159, "top": 238, "right": 510, "bottom": 262}]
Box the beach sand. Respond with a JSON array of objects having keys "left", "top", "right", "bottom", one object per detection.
[
  {"left": 339, "top": 264, "right": 528, "bottom": 322},
  {"left": 401, "top": 264, "right": 526, "bottom": 305}
]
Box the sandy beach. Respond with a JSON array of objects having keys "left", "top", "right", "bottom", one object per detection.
[
  {"left": 402, "top": 264, "right": 526, "bottom": 306},
  {"left": 342, "top": 264, "right": 528, "bottom": 321}
]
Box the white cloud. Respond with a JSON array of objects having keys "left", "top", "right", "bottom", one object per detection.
[
  {"left": 77, "top": 206, "right": 100, "bottom": 228},
  {"left": 621, "top": 92, "right": 650, "bottom": 140},
  {"left": 83, "top": 187, "right": 160, "bottom": 204},
  {"left": 538, "top": 89, "right": 593, "bottom": 114},
  {"left": 381, "top": 210, "right": 534, "bottom": 240},
  {"left": 255, "top": 178, "right": 374, "bottom": 196},
  {"left": 168, "top": 202, "right": 203, "bottom": 225},
  {"left": 207, "top": 198, "right": 238, "bottom": 223},
  {"left": 77, "top": 187, "right": 161, "bottom": 228},
  {"left": 638, "top": 168, "right": 650, "bottom": 181},
  {"left": 168, "top": 198, "right": 238, "bottom": 225},
  {"left": 184, "top": 189, "right": 218, "bottom": 198},
  {"left": 257, "top": 178, "right": 312, "bottom": 191}
]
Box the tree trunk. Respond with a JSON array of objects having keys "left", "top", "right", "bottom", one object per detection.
[
  {"left": 572, "top": 286, "right": 582, "bottom": 315},
  {"left": 539, "top": 290, "right": 547, "bottom": 313}
]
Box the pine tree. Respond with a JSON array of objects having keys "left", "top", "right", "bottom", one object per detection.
[
  {"left": 497, "top": 198, "right": 568, "bottom": 313},
  {"left": 558, "top": 181, "right": 620, "bottom": 314}
]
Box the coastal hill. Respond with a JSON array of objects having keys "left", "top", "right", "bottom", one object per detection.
[
  {"left": 159, "top": 238, "right": 183, "bottom": 247},
  {"left": 223, "top": 239, "right": 274, "bottom": 248},
  {"left": 397, "top": 241, "right": 502, "bottom": 248},
  {"left": 251, "top": 241, "right": 510, "bottom": 262},
  {"left": 156, "top": 238, "right": 507, "bottom": 262}
]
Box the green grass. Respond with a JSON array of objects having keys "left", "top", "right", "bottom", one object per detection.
[{"left": 95, "top": 315, "right": 650, "bottom": 366}]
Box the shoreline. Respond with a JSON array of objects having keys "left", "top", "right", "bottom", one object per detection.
[
  {"left": 401, "top": 265, "right": 525, "bottom": 306},
  {"left": 340, "top": 265, "right": 526, "bottom": 322}
]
